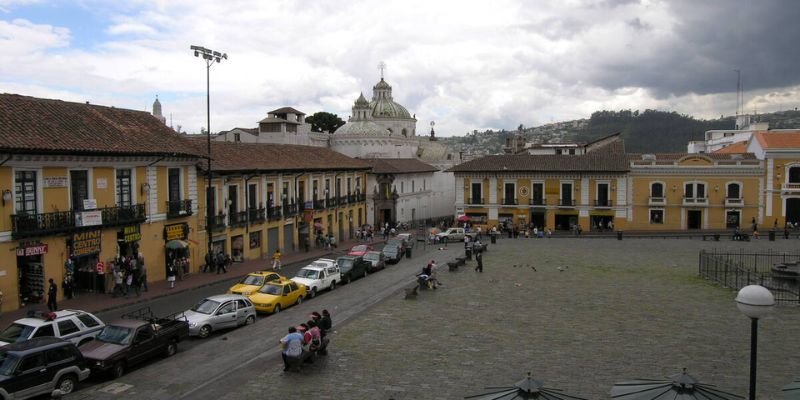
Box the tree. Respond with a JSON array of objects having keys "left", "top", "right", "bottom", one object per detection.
[{"left": 306, "top": 112, "right": 345, "bottom": 133}]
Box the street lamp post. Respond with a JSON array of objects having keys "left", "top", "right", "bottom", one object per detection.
[
  {"left": 190, "top": 45, "right": 227, "bottom": 263},
  {"left": 735, "top": 284, "right": 775, "bottom": 400}
]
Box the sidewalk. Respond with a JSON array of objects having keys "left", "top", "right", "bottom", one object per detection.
[{"left": 0, "top": 236, "right": 381, "bottom": 327}]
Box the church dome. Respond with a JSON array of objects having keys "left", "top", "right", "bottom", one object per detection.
[
  {"left": 334, "top": 120, "right": 385, "bottom": 136},
  {"left": 370, "top": 78, "right": 413, "bottom": 120},
  {"left": 355, "top": 92, "right": 369, "bottom": 107}
]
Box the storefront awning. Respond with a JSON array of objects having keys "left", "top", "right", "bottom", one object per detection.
[{"left": 166, "top": 240, "right": 189, "bottom": 250}]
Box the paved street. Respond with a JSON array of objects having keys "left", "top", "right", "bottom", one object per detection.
[{"left": 70, "top": 236, "right": 800, "bottom": 400}]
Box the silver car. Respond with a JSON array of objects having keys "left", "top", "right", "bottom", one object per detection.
[{"left": 184, "top": 294, "right": 256, "bottom": 338}]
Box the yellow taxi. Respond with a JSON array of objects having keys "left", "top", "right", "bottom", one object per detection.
[
  {"left": 228, "top": 271, "right": 285, "bottom": 296},
  {"left": 247, "top": 280, "right": 307, "bottom": 314}
]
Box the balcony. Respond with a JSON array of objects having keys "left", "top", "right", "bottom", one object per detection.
[
  {"left": 166, "top": 199, "right": 193, "bottom": 218},
  {"left": 783, "top": 182, "right": 800, "bottom": 190},
  {"left": 313, "top": 199, "right": 326, "bottom": 210},
  {"left": 594, "top": 199, "right": 613, "bottom": 208},
  {"left": 529, "top": 198, "right": 546, "bottom": 206},
  {"left": 648, "top": 197, "right": 666, "bottom": 206},
  {"left": 467, "top": 198, "right": 484, "bottom": 205},
  {"left": 248, "top": 208, "right": 266, "bottom": 224},
  {"left": 338, "top": 195, "right": 349, "bottom": 205},
  {"left": 557, "top": 199, "right": 576, "bottom": 207},
  {"left": 502, "top": 198, "right": 518, "bottom": 206},
  {"left": 267, "top": 206, "right": 282, "bottom": 221},
  {"left": 724, "top": 197, "right": 744, "bottom": 207},
  {"left": 283, "top": 202, "right": 298, "bottom": 217},
  {"left": 11, "top": 204, "right": 146, "bottom": 239},
  {"left": 682, "top": 197, "right": 708, "bottom": 206},
  {"left": 208, "top": 214, "right": 226, "bottom": 232},
  {"left": 228, "top": 211, "right": 247, "bottom": 228},
  {"left": 347, "top": 194, "right": 356, "bottom": 203},
  {"left": 356, "top": 193, "right": 366, "bottom": 202},
  {"left": 326, "top": 197, "right": 338, "bottom": 207}
]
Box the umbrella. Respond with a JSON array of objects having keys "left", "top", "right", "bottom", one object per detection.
[
  {"left": 458, "top": 215, "right": 471, "bottom": 222},
  {"left": 465, "top": 372, "right": 588, "bottom": 400},
  {"left": 783, "top": 378, "right": 800, "bottom": 399},
  {"left": 165, "top": 240, "right": 189, "bottom": 250},
  {"left": 314, "top": 222, "right": 324, "bottom": 231},
  {"left": 610, "top": 369, "right": 743, "bottom": 400}
]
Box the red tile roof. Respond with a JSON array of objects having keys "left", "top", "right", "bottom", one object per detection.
[
  {"left": 713, "top": 141, "right": 749, "bottom": 154},
  {"left": 189, "top": 139, "right": 371, "bottom": 172},
  {"left": 753, "top": 131, "right": 800, "bottom": 149},
  {"left": 357, "top": 158, "right": 438, "bottom": 174},
  {"left": 0, "top": 94, "right": 203, "bottom": 157}
]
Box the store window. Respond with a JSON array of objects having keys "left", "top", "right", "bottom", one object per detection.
[
  {"left": 650, "top": 209, "right": 664, "bottom": 224},
  {"left": 116, "top": 169, "right": 132, "bottom": 207},
  {"left": 15, "top": 170, "right": 37, "bottom": 214}
]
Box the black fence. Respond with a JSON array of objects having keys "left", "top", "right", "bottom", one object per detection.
[{"left": 698, "top": 249, "right": 800, "bottom": 304}]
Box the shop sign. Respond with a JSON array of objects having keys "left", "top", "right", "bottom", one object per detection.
[
  {"left": 72, "top": 229, "right": 102, "bottom": 257},
  {"left": 122, "top": 225, "right": 141, "bottom": 243},
  {"left": 96, "top": 178, "right": 107, "bottom": 189},
  {"left": 16, "top": 243, "right": 48, "bottom": 257},
  {"left": 43, "top": 176, "right": 68, "bottom": 188},
  {"left": 83, "top": 199, "right": 97, "bottom": 210},
  {"left": 76, "top": 210, "right": 103, "bottom": 227},
  {"left": 164, "top": 223, "right": 188, "bottom": 241}
]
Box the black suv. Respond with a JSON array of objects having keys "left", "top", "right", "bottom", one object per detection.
[
  {"left": 0, "top": 337, "right": 90, "bottom": 399},
  {"left": 336, "top": 255, "right": 371, "bottom": 284}
]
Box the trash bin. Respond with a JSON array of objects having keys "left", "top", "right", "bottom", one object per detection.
[
  {"left": 616, "top": 231, "right": 623, "bottom": 240},
  {"left": 405, "top": 247, "right": 412, "bottom": 258},
  {"left": 769, "top": 230, "right": 776, "bottom": 241},
  {"left": 490, "top": 234, "right": 497, "bottom": 244},
  {"left": 465, "top": 248, "right": 472, "bottom": 260},
  {"left": 714, "top": 234, "right": 720, "bottom": 241}
]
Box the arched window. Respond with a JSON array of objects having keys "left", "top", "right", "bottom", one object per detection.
[
  {"left": 727, "top": 183, "right": 741, "bottom": 199},
  {"left": 790, "top": 166, "right": 800, "bottom": 183},
  {"left": 651, "top": 182, "right": 664, "bottom": 198},
  {"left": 401, "top": 128, "right": 407, "bottom": 136}
]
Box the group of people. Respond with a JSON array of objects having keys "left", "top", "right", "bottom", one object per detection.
[
  {"left": 202, "top": 252, "right": 232, "bottom": 274},
  {"left": 279, "top": 310, "right": 333, "bottom": 371},
  {"left": 111, "top": 255, "right": 148, "bottom": 297},
  {"left": 355, "top": 226, "right": 374, "bottom": 242},
  {"left": 417, "top": 260, "right": 441, "bottom": 289}
]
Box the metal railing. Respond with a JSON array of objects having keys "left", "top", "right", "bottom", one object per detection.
[
  {"left": 209, "top": 214, "right": 226, "bottom": 232},
  {"left": 468, "top": 198, "right": 484, "bottom": 205},
  {"left": 11, "top": 204, "right": 146, "bottom": 239},
  {"left": 698, "top": 249, "right": 800, "bottom": 304},
  {"left": 557, "top": 199, "right": 576, "bottom": 207},
  {"left": 229, "top": 210, "right": 247, "bottom": 227},
  {"left": 166, "top": 199, "right": 193, "bottom": 218},
  {"left": 529, "top": 198, "right": 546, "bottom": 206},
  {"left": 502, "top": 198, "right": 518, "bottom": 205},
  {"left": 594, "top": 199, "right": 613, "bottom": 207},
  {"left": 248, "top": 208, "right": 266, "bottom": 224},
  {"left": 267, "top": 206, "right": 282, "bottom": 221}
]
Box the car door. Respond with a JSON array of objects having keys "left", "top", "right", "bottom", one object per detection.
[
  {"left": 56, "top": 318, "right": 82, "bottom": 345},
  {"left": 214, "top": 301, "right": 238, "bottom": 330},
  {"left": 44, "top": 345, "right": 77, "bottom": 390},
  {"left": 10, "top": 352, "right": 48, "bottom": 399},
  {"left": 327, "top": 266, "right": 338, "bottom": 286},
  {"left": 317, "top": 269, "right": 327, "bottom": 289},
  {"left": 280, "top": 284, "right": 293, "bottom": 308},
  {"left": 129, "top": 327, "right": 158, "bottom": 366},
  {"left": 30, "top": 323, "right": 55, "bottom": 340},
  {"left": 234, "top": 299, "right": 249, "bottom": 325}
]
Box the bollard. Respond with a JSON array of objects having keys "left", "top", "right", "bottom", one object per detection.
[
  {"left": 465, "top": 248, "right": 472, "bottom": 260},
  {"left": 617, "top": 231, "right": 623, "bottom": 240},
  {"left": 490, "top": 234, "right": 497, "bottom": 244},
  {"left": 769, "top": 230, "right": 776, "bottom": 241},
  {"left": 405, "top": 247, "right": 412, "bottom": 258}
]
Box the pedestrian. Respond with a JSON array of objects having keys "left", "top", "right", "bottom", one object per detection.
[
  {"left": 475, "top": 251, "right": 484, "bottom": 273},
  {"left": 203, "top": 252, "right": 213, "bottom": 273},
  {"left": 139, "top": 255, "right": 148, "bottom": 292},
  {"left": 280, "top": 326, "right": 304, "bottom": 372},
  {"left": 167, "top": 263, "right": 176, "bottom": 289},
  {"left": 429, "top": 260, "right": 440, "bottom": 289},
  {"left": 124, "top": 270, "right": 134, "bottom": 298},
  {"left": 272, "top": 249, "right": 282, "bottom": 271},
  {"left": 62, "top": 274, "right": 73, "bottom": 300},
  {"left": 112, "top": 268, "right": 125, "bottom": 298},
  {"left": 224, "top": 253, "right": 232, "bottom": 273},
  {"left": 216, "top": 252, "right": 225, "bottom": 274},
  {"left": 175, "top": 257, "right": 184, "bottom": 281},
  {"left": 47, "top": 278, "right": 57, "bottom": 311}
]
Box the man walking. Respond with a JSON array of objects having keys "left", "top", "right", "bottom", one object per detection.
[
  {"left": 47, "top": 278, "right": 58, "bottom": 311},
  {"left": 272, "top": 249, "right": 282, "bottom": 271},
  {"left": 475, "top": 250, "right": 484, "bottom": 273}
]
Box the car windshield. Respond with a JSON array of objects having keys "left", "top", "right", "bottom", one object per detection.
[
  {"left": 351, "top": 245, "right": 368, "bottom": 252},
  {"left": 387, "top": 240, "right": 402, "bottom": 246},
  {"left": 0, "top": 352, "right": 18, "bottom": 376},
  {"left": 296, "top": 268, "right": 319, "bottom": 279},
  {"left": 258, "top": 284, "right": 283, "bottom": 295},
  {"left": 191, "top": 299, "right": 221, "bottom": 315},
  {"left": 338, "top": 259, "right": 353, "bottom": 270},
  {"left": 96, "top": 325, "right": 133, "bottom": 345},
  {"left": 0, "top": 323, "right": 35, "bottom": 343},
  {"left": 383, "top": 245, "right": 398, "bottom": 253},
  {"left": 364, "top": 253, "right": 379, "bottom": 261},
  {"left": 239, "top": 275, "right": 265, "bottom": 286}
]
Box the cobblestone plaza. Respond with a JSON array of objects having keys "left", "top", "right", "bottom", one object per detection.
[{"left": 232, "top": 237, "right": 800, "bottom": 400}]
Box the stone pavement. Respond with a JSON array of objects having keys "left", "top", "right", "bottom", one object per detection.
[
  {"left": 213, "top": 236, "right": 799, "bottom": 400},
  {"left": 0, "top": 236, "right": 380, "bottom": 327}
]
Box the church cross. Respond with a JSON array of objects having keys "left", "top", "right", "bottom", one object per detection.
[{"left": 378, "top": 61, "right": 386, "bottom": 79}]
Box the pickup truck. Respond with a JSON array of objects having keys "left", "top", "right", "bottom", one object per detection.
[
  {"left": 290, "top": 258, "right": 341, "bottom": 298},
  {"left": 79, "top": 308, "right": 189, "bottom": 379},
  {"left": 436, "top": 228, "right": 477, "bottom": 242}
]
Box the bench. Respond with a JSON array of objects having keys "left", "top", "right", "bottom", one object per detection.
[
  {"left": 455, "top": 257, "right": 466, "bottom": 266},
  {"left": 285, "top": 337, "right": 331, "bottom": 372},
  {"left": 732, "top": 233, "right": 750, "bottom": 242},
  {"left": 447, "top": 261, "right": 459, "bottom": 272},
  {"left": 702, "top": 234, "right": 720, "bottom": 241}
]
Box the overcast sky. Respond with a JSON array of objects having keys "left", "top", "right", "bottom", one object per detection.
[{"left": 1, "top": 0, "right": 798, "bottom": 137}]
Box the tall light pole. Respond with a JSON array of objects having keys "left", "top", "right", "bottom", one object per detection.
[
  {"left": 190, "top": 45, "right": 227, "bottom": 262},
  {"left": 735, "top": 285, "right": 775, "bottom": 400}
]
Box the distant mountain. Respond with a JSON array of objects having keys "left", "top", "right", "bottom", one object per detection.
[{"left": 443, "top": 109, "right": 800, "bottom": 154}]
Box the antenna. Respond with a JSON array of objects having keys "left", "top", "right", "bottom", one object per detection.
[{"left": 734, "top": 69, "right": 740, "bottom": 127}]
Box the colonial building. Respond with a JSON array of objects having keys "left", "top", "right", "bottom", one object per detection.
[
  {"left": 0, "top": 94, "right": 202, "bottom": 311},
  {"left": 358, "top": 159, "right": 439, "bottom": 227},
  {"left": 193, "top": 141, "right": 370, "bottom": 261}
]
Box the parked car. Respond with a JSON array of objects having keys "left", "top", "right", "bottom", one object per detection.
[
  {"left": 80, "top": 308, "right": 189, "bottom": 379},
  {"left": 347, "top": 244, "right": 373, "bottom": 257},
  {"left": 396, "top": 233, "right": 415, "bottom": 249},
  {"left": 336, "top": 255, "right": 371, "bottom": 284},
  {"left": 0, "top": 309, "right": 105, "bottom": 348},
  {"left": 363, "top": 251, "right": 386, "bottom": 272},
  {"left": 291, "top": 258, "right": 341, "bottom": 298},
  {"left": 386, "top": 238, "right": 406, "bottom": 252},
  {"left": 436, "top": 227, "right": 477, "bottom": 242},
  {"left": 247, "top": 281, "right": 307, "bottom": 314},
  {"left": 184, "top": 294, "right": 256, "bottom": 338},
  {"left": 228, "top": 271, "right": 285, "bottom": 296},
  {"left": 382, "top": 243, "right": 403, "bottom": 264},
  {"left": 0, "top": 337, "right": 90, "bottom": 399}
]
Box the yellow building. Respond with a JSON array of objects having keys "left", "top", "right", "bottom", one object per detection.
[
  {"left": 449, "top": 136, "right": 629, "bottom": 232},
  {"left": 0, "top": 94, "right": 202, "bottom": 311},
  {"left": 745, "top": 131, "right": 800, "bottom": 227},
  {"left": 193, "top": 141, "right": 370, "bottom": 266}
]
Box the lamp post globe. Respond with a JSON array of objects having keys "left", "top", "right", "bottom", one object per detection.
[{"left": 735, "top": 284, "right": 775, "bottom": 400}]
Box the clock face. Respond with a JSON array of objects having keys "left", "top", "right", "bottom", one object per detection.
[{"left": 519, "top": 186, "right": 529, "bottom": 197}]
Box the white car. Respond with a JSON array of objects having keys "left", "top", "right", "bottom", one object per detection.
[
  {"left": 0, "top": 309, "right": 105, "bottom": 347},
  {"left": 290, "top": 258, "right": 341, "bottom": 298}
]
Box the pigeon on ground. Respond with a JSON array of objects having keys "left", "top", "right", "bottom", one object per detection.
[
  {"left": 557, "top": 266, "right": 564, "bottom": 272},
  {"left": 531, "top": 266, "right": 537, "bottom": 271}
]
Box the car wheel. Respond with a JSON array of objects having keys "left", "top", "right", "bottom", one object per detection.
[
  {"left": 309, "top": 287, "right": 317, "bottom": 299},
  {"left": 329, "top": 281, "right": 336, "bottom": 291},
  {"left": 112, "top": 362, "right": 125, "bottom": 379},
  {"left": 56, "top": 373, "right": 77, "bottom": 394},
  {"left": 245, "top": 315, "right": 255, "bottom": 325},
  {"left": 165, "top": 340, "right": 178, "bottom": 357},
  {"left": 198, "top": 325, "right": 212, "bottom": 339},
  {"left": 273, "top": 304, "right": 281, "bottom": 313},
  {"left": 296, "top": 296, "right": 303, "bottom": 305},
  {"left": 345, "top": 275, "right": 351, "bottom": 284},
  {"left": 363, "top": 269, "right": 368, "bottom": 278}
]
